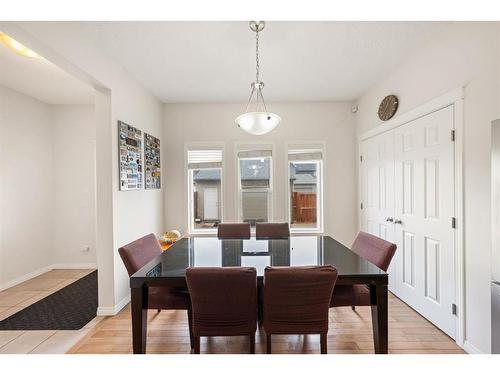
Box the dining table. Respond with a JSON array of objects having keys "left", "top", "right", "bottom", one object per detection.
[{"left": 129, "top": 235, "right": 389, "bottom": 354}]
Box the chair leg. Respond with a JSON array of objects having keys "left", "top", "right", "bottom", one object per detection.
[
  {"left": 193, "top": 336, "right": 200, "bottom": 354},
  {"left": 157, "top": 309, "right": 161, "bottom": 313},
  {"left": 249, "top": 334, "right": 255, "bottom": 354},
  {"left": 320, "top": 333, "right": 327, "bottom": 354},
  {"left": 187, "top": 308, "right": 194, "bottom": 349},
  {"left": 351, "top": 306, "right": 356, "bottom": 311},
  {"left": 266, "top": 334, "right": 272, "bottom": 354}
]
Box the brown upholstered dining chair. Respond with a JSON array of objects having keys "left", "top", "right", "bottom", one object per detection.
[
  {"left": 118, "top": 233, "right": 194, "bottom": 348},
  {"left": 263, "top": 265, "right": 338, "bottom": 354},
  {"left": 255, "top": 222, "right": 290, "bottom": 239},
  {"left": 331, "top": 231, "right": 397, "bottom": 310},
  {"left": 186, "top": 267, "right": 258, "bottom": 354},
  {"left": 217, "top": 223, "right": 251, "bottom": 239}
]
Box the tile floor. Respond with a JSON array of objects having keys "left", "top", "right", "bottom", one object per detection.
[{"left": 0, "top": 269, "right": 100, "bottom": 354}]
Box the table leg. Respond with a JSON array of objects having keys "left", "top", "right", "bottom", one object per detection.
[
  {"left": 131, "top": 285, "right": 148, "bottom": 354},
  {"left": 370, "top": 283, "right": 388, "bottom": 354}
]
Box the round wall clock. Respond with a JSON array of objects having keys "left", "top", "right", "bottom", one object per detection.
[{"left": 378, "top": 95, "right": 399, "bottom": 121}]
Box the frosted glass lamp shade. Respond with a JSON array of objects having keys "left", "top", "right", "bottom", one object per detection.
[{"left": 235, "top": 112, "right": 281, "bottom": 135}]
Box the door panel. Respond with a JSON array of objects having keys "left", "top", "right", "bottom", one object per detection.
[
  {"left": 424, "top": 159, "right": 439, "bottom": 219},
  {"left": 402, "top": 230, "right": 415, "bottom": 288},
  {"left": 402, "top": 161, "right": 414, "bottom": 215},
  {"left": 424, "top": 237, "right": 440, "bottom": 303}
]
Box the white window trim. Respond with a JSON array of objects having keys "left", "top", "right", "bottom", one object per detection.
[
  {"left": 184, "top": 142, "right": 225, "bottom": 235},
  {"left": 235, "top": 142, "right": 275, "bottom": 228},
  {"left": 285, "top": 141, "right": 326, "bottom": 234}
]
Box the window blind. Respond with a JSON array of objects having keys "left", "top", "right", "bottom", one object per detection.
[
  {"left": 187, "top": 149, "right": 223, "bottom": 169},
  {"left": 237, "top": 149, "right": 272, "bottom": 159},
  {"left": 288, "top": 148, "right": 323, "bottom": 161}
]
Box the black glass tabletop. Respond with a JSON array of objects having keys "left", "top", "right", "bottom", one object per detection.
[{"left": 130, "top": 236, "right": 387, "bottom": 285}]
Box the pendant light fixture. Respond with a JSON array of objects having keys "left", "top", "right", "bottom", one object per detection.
[{"left": 235, "top": 21, "right": 281, "bottom": 135}]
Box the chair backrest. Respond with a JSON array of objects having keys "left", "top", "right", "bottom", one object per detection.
[
  {"left": 118, "top": 233, "right": 162, "bottom": 276},
  {"left": 186, "top": 267, "right": 257, "bottom": 337},
  {"left": 263, "top": 265, "right": 338, "bottom": 335},
  {"left": 351, "top": 231, "right": 397, "bottom": 272},
  {"left": 255, "top": 222, "right": 290, "bottom": 239},
  {"left": 217, "top": 223, "right": 251, "bottom": 239}
]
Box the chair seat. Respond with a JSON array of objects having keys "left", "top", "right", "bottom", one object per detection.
[
  {"left": 148, "top": 286, "right": 191, "bottom": 310},
  {"left": 330, "top": 284, "right": 370, "bottom": 307}
]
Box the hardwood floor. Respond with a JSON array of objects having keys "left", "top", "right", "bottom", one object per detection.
[{"left": 68, "top": 293, "right": 465, "bottom": 354}]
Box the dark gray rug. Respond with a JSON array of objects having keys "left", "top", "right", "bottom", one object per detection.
[{"left": 0, "top": 271, "right": 98, "bottom": 330}]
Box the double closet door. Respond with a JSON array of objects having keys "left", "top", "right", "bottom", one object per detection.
[{"left": 360, "top": 105, "right": 456, "bottom": 338}]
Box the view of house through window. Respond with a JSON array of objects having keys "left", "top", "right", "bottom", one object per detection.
[
  {"left": 187, "top": 146, "right": 322, "bottom": 232},
  {"left": 288, "top": 149, "right": 323, "bottom": 231},
  {"left": 238, "top": 149, "right": 272, "bottom": 226},
  {"left": 187, "top": 149, "right": 223, "bottom": 232}
]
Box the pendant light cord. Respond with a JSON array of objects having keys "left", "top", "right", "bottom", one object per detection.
[
  {"left": 255, "top": 29, "right": 260, "bottom": 82},
  {"left": 244, "top": 23, "right": 267, "bottom": 113}
]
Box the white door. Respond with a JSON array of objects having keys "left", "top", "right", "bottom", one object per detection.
[
  {"left": 360, "top": 135, "right": 379, "bottom": 236},
  {"left": 360, "top": 131, "right": 397, "bottom": 290},
  {"left": 393, "top": 105, "right": 456, "bottom": 338},
  {"left": 203, "top": 187, "right": 218, "bottom": 220}
]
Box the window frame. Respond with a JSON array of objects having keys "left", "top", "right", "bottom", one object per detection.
[
  {"left": 286, "top": 142, "right": 325, "bottom": 234},
  {"left": 185, "top": 143, "right": 225, "bottom": 235},
  {"left": 235, "top": 142, "right": 275, "bottom": 227}
]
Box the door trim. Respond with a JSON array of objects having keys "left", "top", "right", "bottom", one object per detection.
[
  {"left": 358, "top": 87, "right": 466, "bottom": 350},
  {"left": 453, "top": 98, "right": 465, "bottom": 347}
]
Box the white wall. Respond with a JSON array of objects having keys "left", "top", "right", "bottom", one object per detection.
[
  {"left": 0, "top": 22, "right": 165, "bottom": 312},
  {"left": 0, "top": 86, "right": 98, "bottom": 289},
  {"left": 163, "top": 101, "right": 358, "bottom": 246},
  {"left": 355, "top": 23, "right": 500, "bottom": 353},
  {"left": 111, "top": 88, "right": 163, "bottom": 308},
  {"left": 0, "top": 86, "right": 54, "bottom": 287},
  {"left": 492, "top": 120, "right": 500, "bottom": 283},
  {"left": 52, "top": 105, "right": 97, "bottom": 266}
]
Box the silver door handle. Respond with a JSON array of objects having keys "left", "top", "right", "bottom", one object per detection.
[
  {"left": 394, "top": 219, "right": 403, "bottom": 224},
  {"left": 385, "top": 217, "right": 394, "bottom": 222}
]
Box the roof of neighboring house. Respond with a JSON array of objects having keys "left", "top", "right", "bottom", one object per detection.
[
  {"left": 193, "top": 160, "right": 271, "bottom": 181},
  {"left": 193, "top": 169, "right": 221, "bottom": 181},
  {"left": 193, "top": 161, "right": 317, "bottom": 185},
  {"left": 291, "top": 173, "right": 317, "bottom": 185},
  {"left": 290, "top": 163, "right": 317, "bottom": 185},
  {"left": 293, "top": 163, "right": 316, "bottom": 173}
]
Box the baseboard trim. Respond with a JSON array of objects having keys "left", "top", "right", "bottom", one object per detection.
[
  {"left": 51, "top": 263, "right": 97, "bottom": 270},
  {"left": 0, "top": 265, "right": 53, "bottom": 291},
  {"left": 114, "top": 294, "right": 131, "bottom": 314},
  {"left": 463, "top": 340, "right": 485, "bottom": 354},
  {"left": 0, "top": 263, "right": 97, "bottom": 292},
  {"left": 97, "top": 294, "right": 130, "bottom": 316}
]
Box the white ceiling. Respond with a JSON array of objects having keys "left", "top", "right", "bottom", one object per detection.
[
  {"left": 0, "top": 40, "right": 94, "bottom": 105},
  {"left": 71, "top": 21, "right": 449, "bottom": 103}
]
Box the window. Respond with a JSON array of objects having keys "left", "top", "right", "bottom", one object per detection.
[
  {"left": 187, "top": 148, "right": 223, "bottom": 233},
  {"left": 288, "top": 147, "right": 323, "bottom": 232},
  {"left": 237, "top": 148, "right": 273, "bottom": 226}
]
